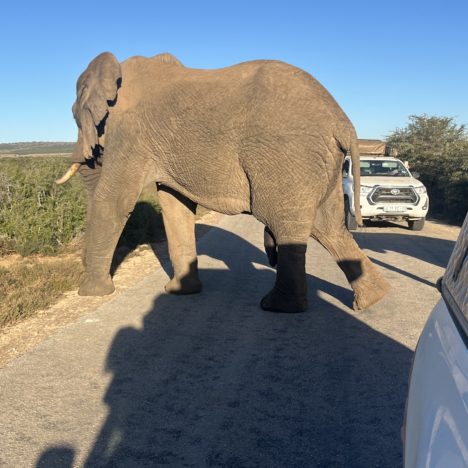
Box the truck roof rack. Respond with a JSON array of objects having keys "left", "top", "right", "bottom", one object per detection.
[{"left": 357, "top": 139, "right": 397, "bottom": 157}]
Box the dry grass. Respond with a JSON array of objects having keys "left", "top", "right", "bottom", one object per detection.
[
  {"left": 0, "top": 199, "right": 211, "bottom": 329},
  {"left": 0, "top": 256, "right": 83, "bottom": 328}
]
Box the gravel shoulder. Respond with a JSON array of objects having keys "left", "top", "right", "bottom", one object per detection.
[{"left": 0, "top": 211, "right": 222, "bottom": 368}]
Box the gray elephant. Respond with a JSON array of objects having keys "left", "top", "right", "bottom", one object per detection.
[{"left": 58, "top": 51, "right": 388, "bottom": 313}]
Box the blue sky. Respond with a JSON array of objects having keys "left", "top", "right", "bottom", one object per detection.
[{"left": 1, "top": 0, "right": 467, "bottom": 142}]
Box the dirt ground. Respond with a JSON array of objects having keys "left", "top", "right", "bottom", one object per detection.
[
  {"left": 0, "top": 211, "right": 222, "bottom": 368},
  {"left": 0, "top": 214, "right": 460, "bottom": 369}
]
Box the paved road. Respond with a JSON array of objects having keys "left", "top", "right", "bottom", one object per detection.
[{"left": 0, "top": 215, "right": 459, "bottom": 467}]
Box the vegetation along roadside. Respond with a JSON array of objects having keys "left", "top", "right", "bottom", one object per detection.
[{"left": 0, "top": 156, "right": 188, "bottom": 328}]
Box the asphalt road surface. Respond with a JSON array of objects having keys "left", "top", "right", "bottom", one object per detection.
[{"left": 0, "top": 214, "right": 459, "bottom": 467}]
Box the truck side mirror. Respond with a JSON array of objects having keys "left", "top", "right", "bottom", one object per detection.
[{"left": 412, "top": 171, "right": 420, "bottom": 179}]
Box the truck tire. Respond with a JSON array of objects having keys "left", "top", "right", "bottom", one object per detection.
[
  {"left": 408, "top": 218, "right": 425, "bottom": 231},
  {"left": 345, "top": 198, "right": 358, "bottom": 231}
]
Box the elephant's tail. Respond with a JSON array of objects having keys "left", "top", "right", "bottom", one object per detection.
[{"left": 349, "top": 139, "right": 363, "bottom": 226}]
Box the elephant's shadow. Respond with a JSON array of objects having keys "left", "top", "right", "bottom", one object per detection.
[
  {"left": 111, "top": 202, "right": 456, "bottom": 293},
  {"left": 36, "top": 223, "right": 413, "bottom": 468}
]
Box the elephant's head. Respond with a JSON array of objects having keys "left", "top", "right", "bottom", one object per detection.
[{"left": 56, "top": 52, "right": 121, "bottom": 185}]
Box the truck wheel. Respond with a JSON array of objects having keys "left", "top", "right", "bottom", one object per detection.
[
  {"left": 345, "top": 199, "right": 358, "bottom": 231},
  {"left": 408, "top": 218, "right": 425, "bottom": 231}
]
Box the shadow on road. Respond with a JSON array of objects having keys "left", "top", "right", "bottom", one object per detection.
[
  {"left": 36, "top": 447, "right": 75, "bottom": 467},
  {"left": 111, "top": 207, "right": 456, "bottom": 290},
  {"left": 354, "top": 230, "right": 455, "bottom": 269},
  {"left": 36, "top": 226, "right": 413, "bottom": 468},
  {"left": 352, "top": 229, "right": 455, "bottom": 289}
]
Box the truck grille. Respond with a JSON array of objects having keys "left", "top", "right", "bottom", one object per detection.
[{"left": 369, "top": 186, "right": 418, "bottom": 205}]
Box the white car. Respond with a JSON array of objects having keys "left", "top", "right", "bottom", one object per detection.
[
  {"left": 342, "top": 156, "right": 429, "bottom": 231},
  {"left": 403, "top": 213, "right": 468, "bottom": 467}
]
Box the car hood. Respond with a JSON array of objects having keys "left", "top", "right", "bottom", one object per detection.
[{"left": 360, "top": 176, "right": 425, "bottom": 188}]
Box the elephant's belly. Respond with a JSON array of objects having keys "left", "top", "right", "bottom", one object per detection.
[
  {"left": 155, "top": 145, "right": 251, "bottom": 215},
  {"left": 158, "top": 176, "right": 251, "bottom": 215},
  {"left": 195, "top": 194, "right": 251, "bottom": 215}
]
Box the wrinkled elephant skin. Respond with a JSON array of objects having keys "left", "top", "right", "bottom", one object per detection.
[{"left": 67, "top": 51, "right": 388, "bottom": 312}]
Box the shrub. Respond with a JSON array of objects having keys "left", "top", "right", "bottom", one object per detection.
[
  {"left": 0, "top": 157, "right": 86, "bottom": 255},
  {"left": 386, "top": 115, "right": 468, "bottom": 224}
]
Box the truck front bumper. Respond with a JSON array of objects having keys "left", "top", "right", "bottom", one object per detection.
[{"left": 357, "top": 193, "right": 429, "bottom": 220}]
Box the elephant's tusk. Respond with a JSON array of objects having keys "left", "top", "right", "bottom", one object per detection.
[{"left": 55, "top": 163, "right": 81, "bottom": 184}]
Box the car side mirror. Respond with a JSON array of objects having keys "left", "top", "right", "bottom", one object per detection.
[{"left": 412, "top": 171, "right": 420, "bottom": 179}]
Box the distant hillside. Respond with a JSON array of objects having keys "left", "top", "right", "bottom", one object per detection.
[{"left": 0, "top": 142, "right": 75, "bottom": 155}]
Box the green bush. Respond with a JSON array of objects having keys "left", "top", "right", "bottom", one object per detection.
[
  {"left": 0, "top": 157, "right": 168, "bottom": 257},
  {"left": 0, "top": 158, "right": 166, "bottom": 329},
  {"left": 387, "top": 115, "right": 468, "bottom": 224},
  {"left": 0, "top": 157, "right": 86, "bottom": 255}
]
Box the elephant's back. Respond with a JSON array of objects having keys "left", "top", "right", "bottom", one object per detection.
[
  {"left": 116, "top": 56, "right": 355, "bottom": 216},
  {"left": 237, "top": 60, "right": 352, "bottom": 131},
  {"left": 120, "top": 56, "right": 352, "bottom": 130}
]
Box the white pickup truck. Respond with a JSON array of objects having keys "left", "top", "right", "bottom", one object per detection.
[{"left": 342, "top": 140, "right": 429, "bottom": 231}]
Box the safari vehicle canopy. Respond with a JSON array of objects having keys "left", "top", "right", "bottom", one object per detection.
[{"left": 357, "top": 139, "right": 397, "bottom": 156}]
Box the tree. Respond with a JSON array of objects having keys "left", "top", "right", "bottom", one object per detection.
[{"left": 386, "top": 115, "right": 468, "bottom": 224}]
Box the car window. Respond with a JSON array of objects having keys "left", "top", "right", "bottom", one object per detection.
[
  {"left": 443, "top": 214, "right": 468, "bottom": 340},
  {"left": 360, "top": 160, "right": 410, "bottom": 177}
]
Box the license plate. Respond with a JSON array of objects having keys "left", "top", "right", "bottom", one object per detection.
[{"left": 384, "top": 206, "right": 406, "bottom": 212}]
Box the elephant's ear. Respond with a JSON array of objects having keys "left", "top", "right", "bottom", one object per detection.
[{"left": 73, "top": 52, "right": 122, "bottom": 160}]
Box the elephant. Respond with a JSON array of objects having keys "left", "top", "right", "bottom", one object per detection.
[{"left": 57, "top": 51, "right": 389, "bottom": 313}]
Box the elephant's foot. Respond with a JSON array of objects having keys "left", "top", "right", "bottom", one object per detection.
[
  {"left": 339, "top": 258, "right": 389, "bottom": 311},
  {"left": 165, "top": 276, "right": 202, "bottom": 295},
  {"left": 260, "top": 287, "right": 308, "bottom": 313},
  {"left": 78, "top": 274, "right": 115, "bottom": 296},
  {"left": 351, "top": 265, "right": 390, "bottom": 311},
  {"left": 352, "top": 276, "right": 389, "bottom": 311}
]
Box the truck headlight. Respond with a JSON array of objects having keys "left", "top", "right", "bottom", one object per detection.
[
  {"left": 415, "top": 186, "right": 427, "bottom": 194},
  {"left": 360, "top": 186, "right": 373, "bottom": 194}
]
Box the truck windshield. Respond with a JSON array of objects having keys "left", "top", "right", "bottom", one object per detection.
[{"left": 360, "top": 160, "right": 410, "bottom": 177}]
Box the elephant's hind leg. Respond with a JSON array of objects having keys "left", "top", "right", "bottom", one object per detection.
[
  {"left": 262, "top": 226, "right": 308, "bottom": 312},
  {"left": 312, "top": 189, "right": 389, "bottom": 310},
  {"left": 258, "top": 205, "right": 314, "bottom": 313},
  {"left": 251, "top": 180, "right": 315, "bottom": 313},
  {"left": 260, "top": 243, "right": 308, "bottom": 313},
  {"left": 264, "top": 226, "right": 278, "bottom": 267},
  {"left": 157, "top": 184, "right": 202, "bottom": 295}
]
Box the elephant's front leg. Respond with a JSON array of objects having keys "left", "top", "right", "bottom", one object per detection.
[
  {"left": 79, "top": 198, "right": 136, "bottom": 296},
  {"left": 157, "top": 185, "right": 202, "bottom": 295},
  {"left": 79, "top": 164, "right": 145, "bottom": 297}
]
